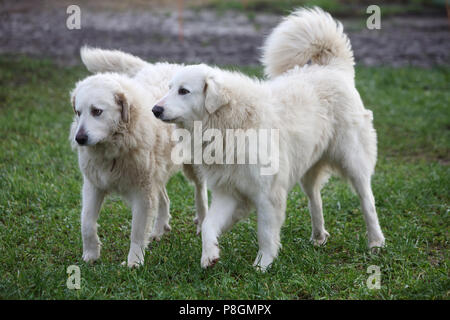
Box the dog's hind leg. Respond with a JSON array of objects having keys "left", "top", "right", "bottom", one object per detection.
[
  {"left": 81, "top": 178, "right": 105, "bottom": 263},
  {"left": 149, "top": 187, "right": 172, "bottom": 242},
  {"left": 300, "top": 162, "right": 331, "bottom": 246},
  {"left": 127, "top": 190, "right": 159, "bottom": 268},
  {"left": 339, "top": 146, "right": 385, "bottom": 249},
  {"left": 348, "top": 173, "right": 385, "bottom": 249}
]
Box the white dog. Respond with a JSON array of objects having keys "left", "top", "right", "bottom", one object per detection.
[
  {"left": 70, "top": 49, "right": 208, "bottom": 268},
  {"left": 153, "top": 7, "right": 385, "bottom": 270}
]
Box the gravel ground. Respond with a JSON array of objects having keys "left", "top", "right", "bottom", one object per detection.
[{"left": 0, "top": 0, "right": 449, "bottom": 67}]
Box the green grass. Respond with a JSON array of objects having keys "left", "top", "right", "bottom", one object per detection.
[{"left": 0, "top": 55, "right": 448, "bottom": 299}]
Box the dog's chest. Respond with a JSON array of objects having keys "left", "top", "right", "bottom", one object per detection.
[{"left": 79, "top": 153, "right": 140, "bottom": 193}]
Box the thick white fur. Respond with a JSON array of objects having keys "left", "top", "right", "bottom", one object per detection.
[
  {"left": 71, "top": 51, "right": 208, "bottom": 268},
  {"left": 261, "top": 7, "right": 355, "bottom": 79},
  {"left": 155, "top": 7, "right": 385, "bottom": 271},
  {"left": 81, "top": 46, "right": 148, "bottom": 77}
]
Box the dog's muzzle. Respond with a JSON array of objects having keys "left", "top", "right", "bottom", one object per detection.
[
  {"left": 75, "top": 129, "right": 88, "bottom": 146},
  {"left": 152, "top": 105, "right": 164, "bottom": 119}
]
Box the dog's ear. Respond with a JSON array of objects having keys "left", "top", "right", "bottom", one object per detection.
[
  {"left": 70, "top": 89, "right": 77, "bottom": 114},
  {"left": 115, "top": 92, "right": 130, "bottom": 123},
  {"left": 204, "top": 75, "right": 228, "bottom": 114},
  {"left": 71, "top": 95, "right": 76, "bottom": 114}
]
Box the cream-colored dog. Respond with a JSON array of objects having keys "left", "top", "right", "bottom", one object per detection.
[
  {"left": 70, "top": 49, "right": 208, "bottom": 267},
  {"left": 153, "top": 8, "right": 385, "bottom": 270}
]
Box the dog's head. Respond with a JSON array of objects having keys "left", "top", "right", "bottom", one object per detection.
[
  {"left": 70, "top": 74, "right": 131, "bottom": 147},
  {"left": 152, "top": 64, "right": 229, "bottom": 126}
]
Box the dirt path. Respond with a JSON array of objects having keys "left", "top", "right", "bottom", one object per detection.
[{"left": 1, "top": 1, "right": 448, "bottom": 67}]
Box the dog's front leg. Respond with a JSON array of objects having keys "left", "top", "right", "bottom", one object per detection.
[
  {"left": 183, "top": 164, "right": 209, "bottom": 234},
  {"left": 201, "top": 191, "right": 237, "bottom": 268},
  {"left": 81, "top": 178, "right": 105, "bottom": 263},
  {"left": 253, "top": 189, "right": 287, "bottom": 271},
  {"left": 127, "top": 191, "right": 158, "bottom": 268},
  {"left": 194, "top": 179, "right": 209, "bottom": 235}
]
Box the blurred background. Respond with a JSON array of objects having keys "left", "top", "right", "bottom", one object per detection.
[{"left": 0, "top": 0, "right": 448, "bottom": 68}]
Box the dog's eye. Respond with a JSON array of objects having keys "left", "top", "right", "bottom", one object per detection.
[
  {"left": 91, "top": 108, "right": 103, "bottom": 117},
  {"left": 178, "top": 88, "right": 190, "bottom": 95}
]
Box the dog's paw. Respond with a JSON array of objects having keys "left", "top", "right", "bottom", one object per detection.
[
  {"left": 193, "top": 216, "right": 203, "bottom": 236},
  {"left": 253, "top": 262, "right": 268, "bottom": 272},
  {"left": 310, "top": 230, "right": 330, "bottom": 246},
  {"left": 150, "top": 223, "right": 171, "bottom": 242},
  {"left": 201, "top": 256, "right": 219, "bottom": 269},
  {"left": 124, "top": 256, "right": 144, "bottom": 268},
  {"left": 201, "top": 244, "right": 220, "bottom": 269},
  {"left": 82, "top": 248, "right": 100, "bottom": 263},
  {"left": 125, "top": 259, "right": 144, "bottom": 268},
  {"left": 126, "top": 243, "right": 145, "bottom": 268},
  {"left": 253, "top": 251, "right": 275, "bottom": 272},
  {"left": 120, "top": 260, "right": 143, "bottom": 268},
  {"left": 369, "top": 236, "right": 385, "bottom": 252}
]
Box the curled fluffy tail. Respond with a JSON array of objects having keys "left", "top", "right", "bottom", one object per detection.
[
  {"left": 80, "top": 46, "right": 147, "bottom": 77},
  {"left": 261, "top": 7, "right": 354, "bottom": 78}
]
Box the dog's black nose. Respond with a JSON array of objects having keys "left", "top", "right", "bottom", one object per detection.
[
  {"left": 75, "top": 131, "right": 88, "bottom": 145},
  {"left": 152, "top": 106, "right": 164, "bottom": 118}
]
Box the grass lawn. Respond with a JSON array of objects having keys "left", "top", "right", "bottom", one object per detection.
[{"left": 0, "top": 55, "right": 448, "bottom": 299}]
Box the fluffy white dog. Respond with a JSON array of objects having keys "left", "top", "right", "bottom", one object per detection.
[
  {"left": 153, "top": 7, "right": 385, "bottom": 270},
  {"left": 70, "top": 49, "right": 208, "bottom": 267}
]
